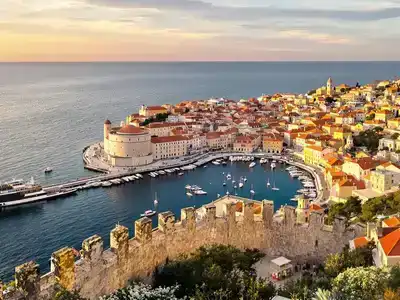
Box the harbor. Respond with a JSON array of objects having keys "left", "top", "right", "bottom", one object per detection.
[
  {"left": 0, "top": 152, "right": 325, "bottom": 209},
  {"left": 0, "top": 158, "right": 310, "bottom": 280}
]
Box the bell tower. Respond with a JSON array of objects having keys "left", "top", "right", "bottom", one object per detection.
[{"left": 327, "top": 77, "right": 333, "bottom": 96}]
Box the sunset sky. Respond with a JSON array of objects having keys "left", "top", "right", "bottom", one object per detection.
[{"left": 1, "top": 0, "right": 400, "bottom": 61}]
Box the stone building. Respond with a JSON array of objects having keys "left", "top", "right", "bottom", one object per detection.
[{"left": 103, "top": 121, "right": 153, "bottom": 167}]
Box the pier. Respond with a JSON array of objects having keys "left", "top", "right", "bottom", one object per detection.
[{"left": 1, "top": 150, "right": 327, "bottom": 209}]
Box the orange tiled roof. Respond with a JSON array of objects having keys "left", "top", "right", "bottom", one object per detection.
[
  {"left": 379, "top": 228, "right": 400, "bottom": 256},
  {"left": 353, "top": 236, "right": 370, "bottom": 249},
  {"left": 383, "top": 216, "right": 400, "bottom": 228}
]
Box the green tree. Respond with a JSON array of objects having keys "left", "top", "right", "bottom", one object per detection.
[
  {"left": 388, "top": 265, "right": 400, "bottom": 291},
  {"left": 332, "top": 266, "right": 390, "bottom": 300},
  {"left": 324, "top": 245, "right": 374, "bottom": 278},
  {"left": 312, "top": 288, "right": 332, "bottom": 300},
  {"left": 391, "top": 133, "right": 400, "bottom": 140},
  {"left": 54, "top": 287, "right": 86, "bottom": 300},
  {"left": 366, "top": 113, "right": 375, "bottom": 121},
  {"left": 327, "top": 196, "right": 361, "bottom": 225},
  {"left": 153, "top": 245, "right": 266, "bottom": 299}
]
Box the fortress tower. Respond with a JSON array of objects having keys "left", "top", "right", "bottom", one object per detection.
[
  {"left": 327, "top": 77, "right": 333, "bottom": 96},
  {"left": 103, "top": 119, "right": 111, "bottom": 152}
]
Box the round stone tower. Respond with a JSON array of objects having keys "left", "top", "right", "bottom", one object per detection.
[{"left": 104, "top": 119, "right": 111, "bottom": 152}]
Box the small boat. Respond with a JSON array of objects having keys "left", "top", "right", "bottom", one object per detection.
[
  {"left": 223, "top": 182, "right": 227, "bottom": 186},
  {"left": 266, "top": 178, "right": 271, "bottom": 187},
  {"left": 44, "top": 167, "right": 53, "bottom": 174},
  {"left": 203, "top": 165, "right": 207, "bottom": 168},
  {"left": 239, "top": 182, "right": 244, "bottom": 188},
  {"left": 102, "top": 181, "right": 112, "bottom": 187},
  {"left": 154, "top": 192, "right": 158, "bottom": 206},
  {"left": 135, "top": 174, "right": 143, "bottom": 179},
  {"left": 153, "top": 172, "right": 159, "bottom": 176},
  {"left": 226, "top": 191, "right": 230, "bottom": 195},
  {"left": 249, "top": 162, "right": 256, "bottom": 168},
  {"left": 243, "top": 176, "right": 247, "bottom": 182},
  {"left": 158, "top": 170, "right": 166, "bottom": 175},
  {"left": 212, "top": 161, "right": 220, "bottom": 165},
  {"left": 141, "top": 210, "right": 156, "bottom": 217},
  {"left": 290, "top": 198, "right": 298, "bottom": 202},
  {"left": 194, "top": 190, "right": 207, "bottom": 195},
  {"left": 222, "top": 161, "right": 227, "bottom": 165},
  {"left": 186, "top": 192, "right": 193, "bottom": 197},
  {"left": 271, "top": 182, "right": 280, "bottom": 191},
  {"left": 233, "top": 185, "right": 237, "bottom": 189},
  {"left": 250, "top": 184, "right": 255, "bottom": 195},
  {"left": 226, "top": 173, "right": 232, "bottom": 180},
  {"left": 271, "top": 163, "right": 276, "bottom": 170},
  {"left": 185, "top": 185, "right": 192, "bottom": 190},
  {"left": 178, "top": 172, "right": 184, "bottom": 176}
]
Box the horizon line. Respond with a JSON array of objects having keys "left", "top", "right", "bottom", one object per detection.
[{"left": 1, "top": 60, "right": 400, "bottom": 64}]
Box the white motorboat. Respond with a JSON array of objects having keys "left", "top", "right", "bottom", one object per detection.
[
  {"left": 212, "top": 161, "right": 220, "bottom": 165},
  {"left": 149, "top": 173, "right": 156, "bottom": 178},
  {"left": 266, "top": 178, "right": 271, "bottom": 187},
  {"left": 194, "top": 190, "right": 207, "bottom": 195},
  {"left": 141, "top": 210, "right": 156, "bottom": 217},
  {"left": 178, "top": 172, "right": 184, "bottom": 176},
  {"left": 185, "top": 185, "right": 192, "bottom": 190},
  {"left": 226, "top": 191, "right": 230, "bottom": 195},
  {"left": 226, "top": 173, "right": 232, "bottom": 180},
  {"left": 233, "top": 185, "right": 237, "bottom": 189},
  {"left": 102, "top": 181, "right": 112, "bottom": 187},
  {"left": 158, "top": 170, "right": 166, "bottom": 175},
  {"left": 271, "top": 163, "right": 276, "bottom": 170},
  {"left": 92, "top": 181, "right": 102, "bottom": 187},
  {"left": 186, "top": 192, "right": 193, "bottom": 197},
  {"left": 223, "top": 182, "right": 227, "bottom": 186},
  {"left": 191, "top": 185, "right": 202, "bottom": 191},
  {"left": 153, "top": 172, "right": 159, "bottom": 176},
  {"left": 44, "top": 167, "right": 53, "bottom": 174},
  {"left": 239, "top": 182, "right": 244, "bottom": 188},
  {"left": 249, "top": 162, "right": 256, "bottom": 168},
  {"left": 135, "top": 173, "right": 143, "bottom": 178},
  {"left": 122, "top": 177, "right": 130, "bottom": 183},
  {"left": 243, "top": 176, "right": 247, "bottom": 182}
]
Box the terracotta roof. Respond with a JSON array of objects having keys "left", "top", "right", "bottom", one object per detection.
[
  {"left": 151, "top": 135, "right": 189, "bottom": 143},
  {"left": 353, "top": 236, "right": 370, "bottom": 249},
  {"left": 147, "top": 105, "right": 167, "bottom": 111},
  {"left": 118, "top": 125, "right": 144, "bottom": 134},
  {"left": 206, "top": 132, "right": 222, "bottom": 139},
  {"left": 383, "top": 216, "right": 400, "bottom": 228},
  {"left": 309, "top": 204, "right": 323, "bottom": 212},
  {"left": 104, "top": 119, "right": 111, "bottom": 125},
  {"left": 379, "top": 228, "right": 400, "bottom": 256}
]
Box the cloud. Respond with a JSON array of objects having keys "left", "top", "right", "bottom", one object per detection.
[{"left": 87, "top": 0, "right": 400, "bottom": 21}]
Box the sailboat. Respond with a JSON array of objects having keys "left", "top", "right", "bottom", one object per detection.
[
  {"left": 154, "top": 192, "right": 159, "bottom": 205},
  {"left": 272, "top": 182, "right": 280, "bottom": 191},
  {"left": 250, "top": 184, "right": 255, "bottom": 195}
]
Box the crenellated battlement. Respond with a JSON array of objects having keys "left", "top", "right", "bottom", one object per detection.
[{"left": 1, "top": 195, "right": 363, "bottom": 300}]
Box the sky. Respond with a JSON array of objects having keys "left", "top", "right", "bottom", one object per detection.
[{"left": 1, "top": 0, "right": 400, "bottom": 62}]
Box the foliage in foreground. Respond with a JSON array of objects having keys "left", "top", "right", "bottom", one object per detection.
[
  {"left": 153, "top": 244, "right": 270, "bottom": 299},
  {"left": 99, "top": 283, "right": 182, "bottom": 300},
  {"left": 327, "top": 191, "right": 400, "bottom": 223}
]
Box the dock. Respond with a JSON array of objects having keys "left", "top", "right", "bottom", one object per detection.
[{"left": 1, "top": 151, "right": 326, "bottom": 209}]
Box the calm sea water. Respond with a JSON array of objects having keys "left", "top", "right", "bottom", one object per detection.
[{"left": 0, "top": 62, "right": 399, "bottom": 280}]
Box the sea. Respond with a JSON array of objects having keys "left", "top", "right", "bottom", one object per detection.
[{"left": 0, "top": 61, "right": 399, "bottom": 280}]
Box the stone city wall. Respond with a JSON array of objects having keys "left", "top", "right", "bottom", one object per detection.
[{"left": 1, "top": 200, "right": 363, "bottom": 300}]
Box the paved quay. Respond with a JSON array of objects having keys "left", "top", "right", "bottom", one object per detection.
[{"left": 15, "top": 144, "right": 326, "bottom": 209}]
